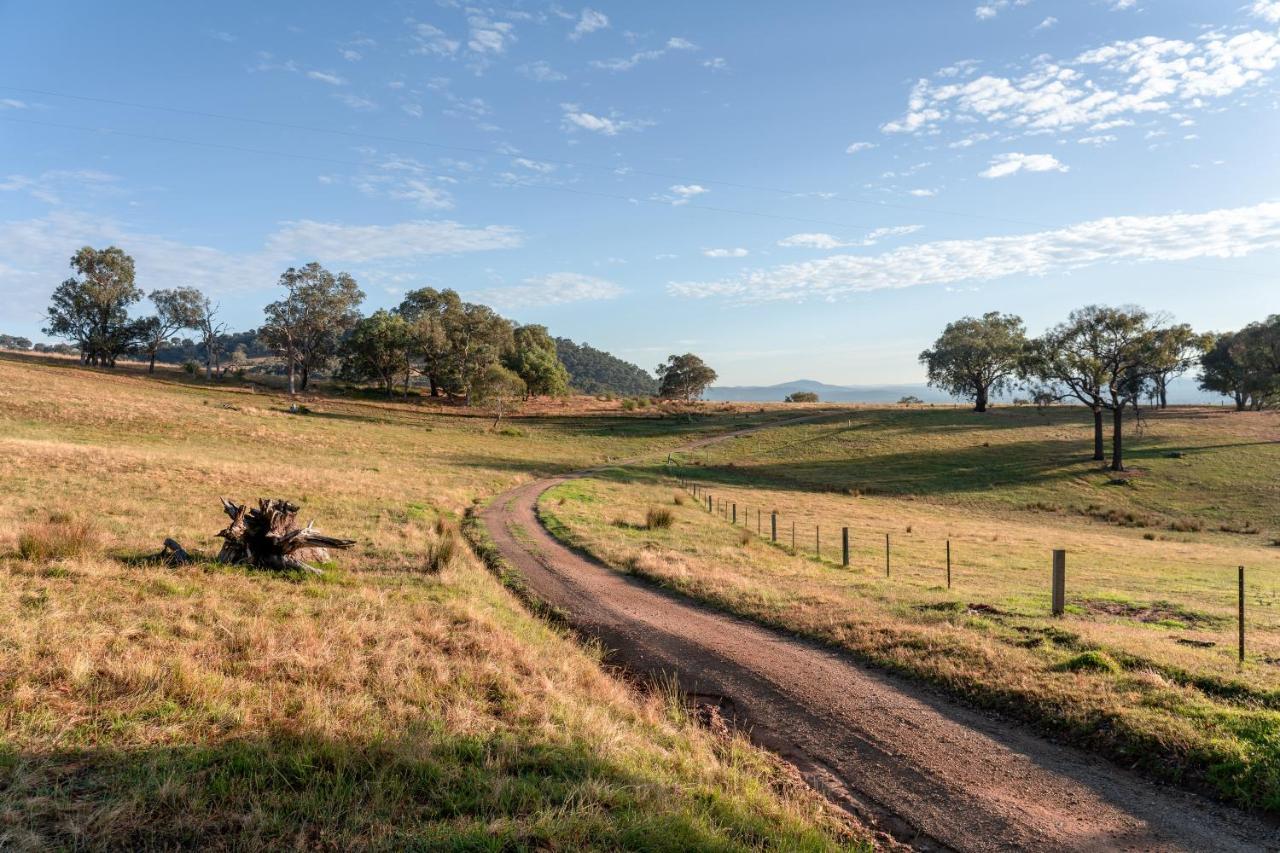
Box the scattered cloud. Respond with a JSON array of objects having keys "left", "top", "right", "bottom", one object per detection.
[
  {"left": 570, "top": 8, "right": 609, "bottom": 40},
  {"left": 845, "top": 141, "right": 877, "bottom": 154},
  {"left": 406, "top": 20, "right": 460, "bottom": 57},
  {"left": 467, "top": 15, "right": 515, "bottom": 55},
  {"left": 778, "top": 225, "right": 922, "bottom": 249},
  {"left": 979, "top": 152, "right": 1068, "bottom": 178},
  {"left": 703, "top": 57, "right": 728, "bottom": 70},
  {"left": 667, "top": 184, "right": 709, "bottom": 204},
  {"left": 591, "top": 35, "right": 698, "bottom": 72},
  {"left": 479, "top": 271, "right": 623, "bottom": 307},
  {"left": 669, "top": 201, "right": 1280, "bottom": 303},
  {"left": 518, "top": 60, "right": 566, "bottom": 81},
  {"left": 0, "top": 98, "right": 28, "bottom": 110},
  {"left": 975, "top": 0, "right": 1031, "bottom": 20},
  {"left": 907, "top": 188, "right": 937, "bottom": 197},
  {"left": 703, "top": 247, "right": 749, "bottom": 258},
  {"left": 1254, "top": 1, "right": 1280, "bottom": 24},
  {"left": 306, "top": 70, "right": 347, "bottom": 85},
  {"left": 266, "top": 219, "right": 523, "bottom": 263},
  {"left": 560, "top": 103, "right": 649, "bottom": 135},
  {"left": 334, "top": 93, "right": 377, "bottom": 111},
  {"left": 1033, "top": 16, "right": 1058, "bottom": 32},
  {"left": 882, "top": 28, "right": 1280, "bottom": 140},
  {"left": 667, "top": 37, "right": 698, "bottom": 50}
]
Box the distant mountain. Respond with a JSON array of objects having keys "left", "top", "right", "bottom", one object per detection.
[
  {"left": 556, "top": 338, "right": 658, "bottom": 397},
  {"left": 704, "top": 377, "right": 1229, "bottom": 405}
]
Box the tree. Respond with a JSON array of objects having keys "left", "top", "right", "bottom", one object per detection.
[
  {"left": 137, "top": 287, "right": 204, "bottom": 373},
  {"left": 784, "top": 391, "right": 819, "bottom": 403},
  {"left": 261, "top": 263, "right": 365, "bottom": 394},
  {"left": 397, "top": 287, "right": 463, "bottom": 397},
  {"left": 919, "top": 312, "right": 1026, "bottom": 412},
  {"left": 446, "top": 302, "right": 513, "bottom": 405},
  {"left": 1025, "top": 307, "right": 1114, "bottom": 461},
  {"left": 0, "top": 334, "right": 33, "bottom": 350},
  {"left": 656, "top": 353, "right": 718, "bottom": 401},
  {"left": 506, "top": 324, "right": 570, "bottom": 399},
  {"left": 1198, "top": 331, "right": 1255, "bottom": 410},
  {"left": 195, "top": 297, "right": 228, "bottom": 381},
  {"left": 472, "top": 363, "right": 527, "bottom": 429},
  {"left": 1148, "top": 323, "right": 1211, "bottom": 408},
  {"left": 1236, "top": 316, "right": 1280, "bottom": 409},
  {"left": 43, "top": 246, "right": 142, "bottom": 367},
  {"left": 341, "top": 310, "right": 413, "bottom": 396}
]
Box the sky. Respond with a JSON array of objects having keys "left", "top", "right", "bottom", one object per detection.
[{"left": 1, "top": 0, "right": 1279, "bottom": 385}]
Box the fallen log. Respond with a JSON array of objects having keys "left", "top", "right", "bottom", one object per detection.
[
  {"left": 160, "top": 537, "right": 193, "bottom": 566},
  {"left": 216, "top": 498, "right": 356, "bottom": 573}
]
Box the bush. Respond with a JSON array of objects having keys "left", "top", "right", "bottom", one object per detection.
[
  {"left": 645, "top": 507, "right": 674, "bottom": 530},
  {"left": 182, "top": 360, "right": 199, "bottom": 375},
  {"left": 17, "top": 513, "right": 100, "bottom": 561},
  {"left": 621, "top": 398, "right": 638, "bottom": 411},
  {"left": 784, "top": 391, "right": 819, "bottom": 403}
]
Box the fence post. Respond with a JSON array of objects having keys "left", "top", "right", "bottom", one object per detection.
[
  {"left": 732, "top": 503, "right": 737, "bottom": 524},
  {"left": 842, "top": 527, "right": 849, "bottom": 567},
  {"left": 1239, "top": 565, "right": 1246, "bottom": 664},
  {"left": 707, "top": 495, "right": 712, "bottom": 513},
  {"left": 815, "top": 525, "right": 820, "bottom": 558},
  {"left": 757, "top": 509, "right": 761, "bottom": 534},
  {"left": 885, "top": 533, "right": 890, "bottom": 577},
  {"left": 1052, "top": 550, "right": 1066, "bottom": 616},
  {"left": 946, "top": 540, "right": 952, "bottom": 590},
  {"left": 771, "top": 512, "right": 777, "bottom": 542}
]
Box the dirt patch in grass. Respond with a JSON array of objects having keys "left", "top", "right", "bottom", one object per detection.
[{"left": 1082, "top": 598, "right": 1226, "bottom": 629}]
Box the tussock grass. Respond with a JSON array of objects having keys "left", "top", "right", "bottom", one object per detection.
[
  {"left": 0, "top": 354, "right": 866, "bottom": 851},
  {"left": 645, "top": 506, "right": 674, "bottom": 530},
  {"left": 16, "top": 513, "right": 100, "bottom": 561}
]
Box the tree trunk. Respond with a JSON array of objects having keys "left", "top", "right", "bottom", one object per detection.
[
  {"left": 1092, "top": 406, "right": 1105, "bottom": 461},
  {"left": 429, "top": 375, "right": 439, "bottom": 397},
  {"left": 974, "top": 385, "right": 989, "bottom": 413},
  {"left": 300, "top": 363, "right": 310, "bottom": 391},
  {"left": 148, "top": 351, "right": 157, "bottom": 374},
  {"left": 1110, "top": 405, "right": 1125, "bottom": 472},
  {"left": 216, "top": 498, "right": 355, "bottom": 572}
]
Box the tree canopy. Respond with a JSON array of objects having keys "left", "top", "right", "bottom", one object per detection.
[
  {"left": 43, "top": 246, "right": 142, "bottom": 367},
  {"left": 919, "top": 311, "right": 1027, "bottom": 412},
  {"left": 555, "top": 338, "right": 657, "bottom": 396},
  {"left": 505, "top": 324, "right": 570, "bottom": 399},
  {"left": 656, "top": 353, "right": 718, "bottom": 401},
  {"left": 261, "top": 263, "right": 365, "bottom": 394}
]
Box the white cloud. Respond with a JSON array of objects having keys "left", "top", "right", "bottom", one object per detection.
[
  {"left": 778, "top": 226, "right": 922, "bottom": 249},
  {"left": 570, "top": 8, "right": 609, "bottom": 40},
  {"left": 975, "top": 0, "right": 1031, "bottom": 20},
  {"left": 667, "top": 37, "right": 698, "bottom": 50},
  {"left": 266, "top": 219, "right": 522, "bottom": 263},
  {"left": 703, "top": 57, "right": 728, "bottom": 70},
  {"left": 1077, "top": 134, "right": 1117, "bottom": 145},
  {"left": 669, "top": 201, "right": 1280, "bottom": 303},
  {"left": 334, "top": 93, "right": 377, "bottom": 111},
  {"left": 560, "top": 103, "right": 648, "bottom": 135},
  {"left": 1033, "top": 16, "right": 1058, "bottom": 32},
  {"left": 407, "top": 21, "right": 460, "bottom": 57},
  {"left": 979, "top": 152, "right": 1068, "bottom": 178},
  {"left": 591, "top": 37, "right": 697, "bottom": 72},
  {"left": 513, "top": 158, "right": 556, "bottom": 174},
  {"left": 340, "top": 49, "right": 363, "bottom": 62},
  {"left": 668, "top": 184, "right": 709, "bottom": 204},
  {"left": 467, "top": 16, "right": 515, "bottom": 55},
  {"left": 883, "top": 28, "right": 1280, "bottom": 139},
  {"left": 908, "top": 188, "right": 937, "bottom": 197},
  {"left": 306, "top": 70, "right": 346, "bottom": 85},
  {"left": 0, "top": 169, "right": 120, "bottom": 206},
  {"left": 479, "top": 272, "right": 623, "bottom": 307},
  {"left": 518, "top": 60, "right": 566, "bottom": 82},
  {"left": 703, "top": 247, "right": 749, "bottom": 258},
  {"left": 845, "top": 141, "right": 877, "bottom": 154},
  {"left": 1254, "top": 1, "right": 1280, "bottom": 24}
]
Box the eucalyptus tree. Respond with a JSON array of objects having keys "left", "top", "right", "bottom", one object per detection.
[
  {"left": 919, "top": 312, "right": 1027, "bottom": 413},
  {"left": 44, "top": 246, "right": 141, "bottom": 367}
]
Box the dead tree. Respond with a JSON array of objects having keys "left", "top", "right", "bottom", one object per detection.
[{"left": 216, "top": 498, "right": 355, "bottom": 573}]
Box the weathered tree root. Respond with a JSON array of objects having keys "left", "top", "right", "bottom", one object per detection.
[{"left": 215, "top": 497, "right": 356, "bottom": 573}]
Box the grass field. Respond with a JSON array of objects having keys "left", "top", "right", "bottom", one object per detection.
[
  {"left": 538, "top": 404, "right": 1280, "bottom": 812},
  {"left": 0, "top": 353, "right": 867, "bottom": 850}
]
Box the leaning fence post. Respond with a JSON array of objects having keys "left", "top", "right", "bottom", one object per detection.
[
  {"left": 1052, "top": 550, "right": 1066, "bottom": 616},
  {"left": 771, "top": 511, "right": 777, "bottom": 542},
  {"left": 1239, "top": 565, "right": 1246, "bottom": 664},
  {"left": 842, "top": 527, "right": 849, "bottom": 567}
]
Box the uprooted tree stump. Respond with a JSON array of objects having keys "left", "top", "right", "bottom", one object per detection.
[{"left": 215, "top": 498, "right": 356, "bottom": 573}]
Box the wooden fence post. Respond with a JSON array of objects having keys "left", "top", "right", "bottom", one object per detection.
[
  {"left": 815, "top": 525, "right": 820, "bottom": 558},
  {"left": 707, "top": 495, "right": 712, "bottom": 513},
  {"left": 884, "top": 533, "right": 890, "bottom": 577},
  {"left": 757, "top": 509, "right": 761, "bottom": 534},
  {"left": 1052, "top": 550, "right": 1066, "bottom": 616},
  {"left": 1239, "top": 565, "right": 1246, "bottom": 664},
  {"left": 771, "top": 512, "right": 777, "bottom": 542},
  {"left": 946, "top": 540, "right": 952, "bottom": 590},
  {"left": 842, "top": 527, "right": 849, "bottom": 567},
  {"left": 791, "top": 521, "right": 796, "bottom": 551},
  {"left": 732, "top": 503, "right": 737, "bottom": 524}
]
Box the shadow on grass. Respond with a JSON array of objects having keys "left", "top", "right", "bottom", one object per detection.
[{"left": 0, "top": 728, "right": 820, "bottom": 850}]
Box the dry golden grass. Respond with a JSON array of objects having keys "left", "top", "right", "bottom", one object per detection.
[
  {"left": 16, "top": 512, "right": 100, "bottom": 561},
  {"left": 0, "top": 353, "right": 866, "bottom": 850},
  {"left": 540, "top": 405, "right": 1280, "bottom": 812}
]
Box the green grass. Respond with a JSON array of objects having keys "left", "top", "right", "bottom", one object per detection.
[
  {"left": 0, "top": 353, "right": 865, "bottom": 851},
  {"left": 538, "top": 403, "right": 1280, "bottom": 812}
]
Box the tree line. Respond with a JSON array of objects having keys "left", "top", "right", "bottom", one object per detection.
[
  {"left": 30, "top": 245, "right": 719, "bottom": 404},
  {"left": 920, "top": 307, "right": 1280, "bottom": 471}
]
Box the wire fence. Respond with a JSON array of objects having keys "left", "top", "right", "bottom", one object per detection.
[{"left": 669, "top": 468, "right": 1271, "bottom": 664}]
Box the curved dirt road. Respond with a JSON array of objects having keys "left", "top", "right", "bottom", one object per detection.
[{"left": 480, "top": 425, "right": 1278, "bottom": 851}]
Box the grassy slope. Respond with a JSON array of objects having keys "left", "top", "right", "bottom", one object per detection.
[
  {"left": 0, "top": 354, "right": 866, "bottom": 851},
  {"left": 538, "top": 404, "right": 1280, "bottom": 811}
]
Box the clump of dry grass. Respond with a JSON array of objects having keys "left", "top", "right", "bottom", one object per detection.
[
  {"left": 17, "top": 512, "right": 100, "bottom": 561},
  {"left": 738, "top": 528, "right": 753, "bottom": 547},
  {"left": 645, "top": 506, "right": 674, "bottom": 530},
  {"left": 673, "top": 492, "right": 686, "bottom": 506}
]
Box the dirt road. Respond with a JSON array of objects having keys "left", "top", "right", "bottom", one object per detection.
[{"left": 480, "top": 424, "right": 1278, "bottom": 851}]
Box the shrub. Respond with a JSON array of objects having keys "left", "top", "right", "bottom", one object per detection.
[
  {"left": 784, "top": 391, "right": 819, "bottom": 403},
  {"left": 645, "top": 507, "right": 674, "bottom": 530},
  {"left": 182, "top": 360, "right": 199, "bottom": 375},
  {"left": 1053, "top": 651, "right": 1120, "bottom": 674},
  {"left": 17, "top": 513, "right": 100, "bottom": 561},
  {"left": 1169, "top": 517, "right": 1204, "bottom": 532},
  {"left": 621, "top": 398, "right": 638, "bottom": 411},
  {"left": 424, "top": 532, "right": 458, "bottom": 574}
]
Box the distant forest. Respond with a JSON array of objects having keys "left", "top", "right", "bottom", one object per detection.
[{"left": 555, "top": 338, "right": 658, "bottom": 396}]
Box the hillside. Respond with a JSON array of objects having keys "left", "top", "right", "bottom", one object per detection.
[
  {"left": 555, "top": 338, "right": 658, "bottom": 397},
  {"left": 0, "top": 354, "right": 866, "bottom": 850}
]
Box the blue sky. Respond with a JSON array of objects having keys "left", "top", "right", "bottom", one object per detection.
[{"left": 2, "top": 0, "right": 1278, "bottom": 384}]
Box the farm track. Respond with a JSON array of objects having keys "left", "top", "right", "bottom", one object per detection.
[{"left": 480, "top": 419, "right": 1278, "bottom": 852}]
